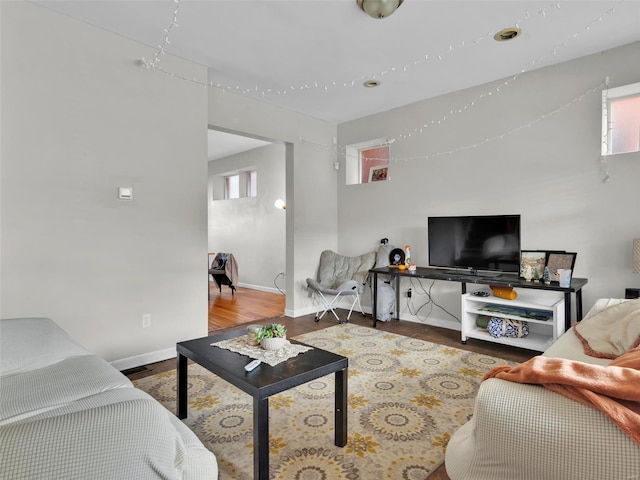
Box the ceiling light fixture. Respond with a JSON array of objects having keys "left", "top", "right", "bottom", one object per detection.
[
  {"left": 357, "top": 0, "right": 404, "bottom": 19},
  {"left": 363, "top": 79, "right": 381, "bottom": 88},
  {"left": 494, "top": 27, "right": 522, "bottom": 42}
]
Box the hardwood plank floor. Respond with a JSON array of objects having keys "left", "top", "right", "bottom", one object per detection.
[
  {"left": 208, "top": 284, "right": 286, "bottom": 330},
  {"left": 126, "top": 287, "right": 536, "bottom": 480}
]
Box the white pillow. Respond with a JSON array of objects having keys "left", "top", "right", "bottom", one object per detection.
[{"left": 574, "top": 299, "right": 640, "bottom": 358}]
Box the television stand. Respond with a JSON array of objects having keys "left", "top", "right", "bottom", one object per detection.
[{"left": 369, "top": 266, "right": 587, "bottom": 332}]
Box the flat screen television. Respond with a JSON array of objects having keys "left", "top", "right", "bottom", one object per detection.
[{"left": 427, "top": 215, "right": 521, "bottom": 275}]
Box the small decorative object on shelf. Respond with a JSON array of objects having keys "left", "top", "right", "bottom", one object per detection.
[
  {"left": 522, "top": 265, "right": 533, "bottom": 281},
  {"left": 246, "top": 325, "right": 262, "bottom": 346},
  {"left": 389, "top": 248, "right": 405, "bottom": 266},
  {"left": 490, "top": 285, "right": 517, "bottom": 300},
  {"left": 404, "top": 244, "right": 416, "bottom": 270},
  {"left": 255, "top": 323, "right": 287, "bottom": 350},
  {"left": 532, "top": 267, "right": 540, "bottom": 283},
  {"left": 543, "top": 266, "right": 551, "bottom": 285}
]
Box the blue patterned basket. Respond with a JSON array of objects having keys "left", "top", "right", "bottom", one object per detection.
[{"left": 487, "top": 317, "right": 529, "bottom": 338}]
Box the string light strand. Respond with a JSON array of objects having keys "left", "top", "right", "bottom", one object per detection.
[
  {"left": 140, "top": 0, "right": 180, "bottom": 69},
  {"left": 388, "top": 0, "right": 623, "bottom": 144},
  {"left": 139, "top": 1, "right": 565, "bottom": 94},
  {"left": 342, "top": 80, "right": 607, "bottom": 163}
]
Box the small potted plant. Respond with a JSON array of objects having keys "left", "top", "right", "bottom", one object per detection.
[{"left": 255, "top": 323, "right": 287, "bottom": 350}]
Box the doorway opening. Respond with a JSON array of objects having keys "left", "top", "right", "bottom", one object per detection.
[{"left": 207, "top": 127, "right": 287, "bottom": 331}]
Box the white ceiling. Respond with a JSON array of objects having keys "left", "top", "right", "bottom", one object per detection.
[
  {"left": 37, "top": 1, "right": 640, "bottom": 124},
  {"left": 207, "top": 130, "right": 271, "bottom": 161}
]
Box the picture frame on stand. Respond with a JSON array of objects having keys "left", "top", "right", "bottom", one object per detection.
[
  {"left": 520, "top": 251, "right": 546, "bottom": 281},
  {"left": 546, "top": 252, "right": 577, "bottom": 282}
]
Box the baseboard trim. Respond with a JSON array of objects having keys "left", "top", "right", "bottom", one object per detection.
[
  {"left": 237, "top": 282, "right": 285, "bottom": 295},
  {"left": 111, "top": 310, "right": 459, "bottom": 370},
  {"left": 111, "top": 347, "right": 176, "bottom": 372},
  {"left": 396, "top": 313, "right": 461, "bottom": 331},
  {"left": 290, "top": 305, "right": 460, "bottom": 331}
]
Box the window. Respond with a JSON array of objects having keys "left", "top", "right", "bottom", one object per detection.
[
  {"left": 247, "top": 171, "right": 257, "bottom": 198},
  {"left": 602, "top": 81, "right": 640, "bottom": 155},
  {"left": 221, "top": 171, "right": 256, "bottom": 200},
  {"left": 224, "top": 174, "right": 239, "bottom": 199},
  {"left": 345, "top": 138, "right": 390, "bottom": 185}
]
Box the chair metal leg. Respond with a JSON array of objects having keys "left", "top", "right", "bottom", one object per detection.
[
  {"left": 310, "top": 286, "right": 366, "bottom": 324},
  {"left": 311, "top": 290, "right": 343, "bottom": 323},
  {"left": 346, "top": 294, "right": 360, "bottom": 321}
]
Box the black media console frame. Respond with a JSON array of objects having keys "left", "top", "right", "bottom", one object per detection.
[{"left": 369, "top": 266, "right": 588, "bottom": 332}]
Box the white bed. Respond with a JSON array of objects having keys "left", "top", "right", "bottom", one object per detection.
[{"left": 0, "top": 317, "right": 218, "bottom": 480}]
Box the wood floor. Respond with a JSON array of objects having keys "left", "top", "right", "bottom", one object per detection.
[
  {"left": 208, "top": 284, "right": 286, "bottom": 331},
  {"left": 126, "top": 285, "right": 536, "bottom": 480}
]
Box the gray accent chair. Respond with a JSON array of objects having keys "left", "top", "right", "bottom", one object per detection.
[{"left": 306, "top": 250, "right": 376, "bottom": 323}]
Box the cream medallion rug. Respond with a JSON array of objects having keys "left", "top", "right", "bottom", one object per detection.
[{"left": 134, "top": 324, "right": 515, "bottom": 479}]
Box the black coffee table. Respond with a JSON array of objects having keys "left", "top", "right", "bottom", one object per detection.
[{"left": 176, "top": 329, "right": 348, "bottom": 480}]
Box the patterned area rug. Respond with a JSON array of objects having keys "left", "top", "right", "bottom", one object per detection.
[{"left": 134, "top": 324, "right": 515, "bottom": 479}]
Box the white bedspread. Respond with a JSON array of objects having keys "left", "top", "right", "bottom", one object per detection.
[{"left": 0, "top": 317, "right": 218, "bottom": 480}]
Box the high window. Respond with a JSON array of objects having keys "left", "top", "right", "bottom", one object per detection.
[
  {"left": 602, "top": 82, "right": 640, "bottom": 156},
  {"left": 224, "top": 174, "right": 239, "bottom": 199},
  {"left": 345, "top": 138, "right": 390, "bottom": 185},
  {"left": 247, "top": 170, "right": 257, "bottom": 198}
]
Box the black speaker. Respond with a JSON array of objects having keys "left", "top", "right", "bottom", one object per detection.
[{"left": 625, "top": 288, "right": 640, "bottom": 299}]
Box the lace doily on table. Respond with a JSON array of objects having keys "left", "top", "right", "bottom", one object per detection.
[{"left": 211, "top": 336, "right": 313, "bottom": 366}]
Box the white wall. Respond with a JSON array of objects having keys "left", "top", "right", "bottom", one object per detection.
[
  {"left": 338, "top": 41, "right": 640, "bottom": 327},
  {"left": 208, "top": 143, "right": 286, "bottom": 291},
  {"left": 0, "top": 2, "right": 209, "bottom": 365},
  {"left": 207, "top": 88, "right": 338, "bottom": 317}
]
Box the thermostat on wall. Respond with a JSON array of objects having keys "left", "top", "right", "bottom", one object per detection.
[{"left": 117, "top": 186, "right": 133, "bottom": 200}]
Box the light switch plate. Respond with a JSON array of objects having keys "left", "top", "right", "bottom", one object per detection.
[{"left": 118, "top": 186, "right": 133, "bottom": 200}]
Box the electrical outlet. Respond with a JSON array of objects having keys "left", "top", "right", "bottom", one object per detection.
[
  {"left": 407, "top": 288, "right": 412, "bottom": 298},
  {"left": 142, "top": 314, "right": 151, "bottom": 328}
]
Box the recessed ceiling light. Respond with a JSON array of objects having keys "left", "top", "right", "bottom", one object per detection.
[
  {"left": 494, "top": 27, "right": 522, "bottom": 41},
  {"left": 363, "top": 79, "right": 381, "bottom": 88}
]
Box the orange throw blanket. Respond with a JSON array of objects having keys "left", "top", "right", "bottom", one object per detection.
[{"left": 483, "top": 347, "right": 640, "bottom": 446}]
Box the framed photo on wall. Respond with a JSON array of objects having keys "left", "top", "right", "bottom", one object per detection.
[
  {"left": 520, "top": 251, "right": 546, "bottom": 280},
  {"left": 369, "top": 166, "right": 388, "bottom": 182},
  {"left": 546, "top": 252, "right": 577, "bottom": 281}
]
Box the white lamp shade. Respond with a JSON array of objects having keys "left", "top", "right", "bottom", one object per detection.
[
  {"left": 634, "top": 238, "right": 640, "bottom": 274},
  {"left": 274, "top": 199, "right": 286, "bottom": 210}
]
